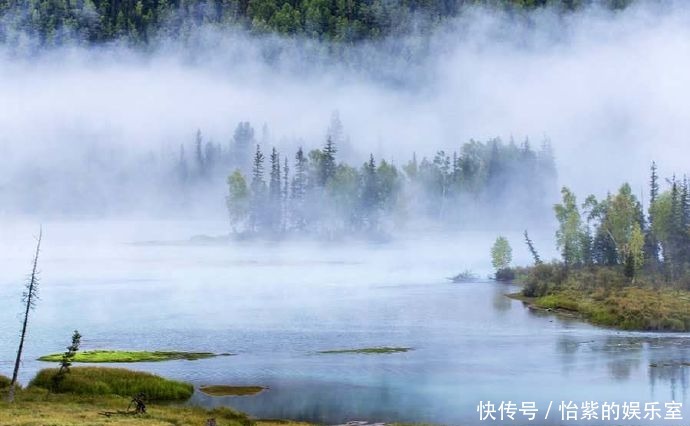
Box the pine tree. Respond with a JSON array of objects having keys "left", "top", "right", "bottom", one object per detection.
[
  {"left": 51, "top": 330, "right": 81, "bottom": 392},
  {"left": 177, "top": 144, "right": 188, "bottom": 183},
  {"left": 524, "top": 230, "right": 542, "bottom": 265},
  {"left": 282, "top": 156, "right": 290, "bottom": 231},
  {"left": 250, "top": 145, "right": 266, "bottom": 232},
  {"left": 204, "top": 140, "right": 217, "bottom": 176},
  {"left": 269, "top": 147, "right": 282, "bottom": 232},
  {"left": 291, "top": 147, "right": 308, "bottom": 230},
  {"left": 321, "top": 136, "right": 337, "bottom": 186},
  {"left": 361, "top": 154, "right": 379, "bottom": 228},
  {"left": 194, "top": 129, "right": 204, "bottom": 177},
  {"left": 644, "top": 161, "right": 661, "bottom": 269},
  {"left": 232, "top": 122, "right": 255, "bottom": 171},
  {"left": 269, "top": 147, "right": 281, "bottom": 201},
  {"left": 292, "top": 147, "right": 307, "bottom": 201},
  {"left": 8, "top": 229, "right": 42, "bottom": 402}
]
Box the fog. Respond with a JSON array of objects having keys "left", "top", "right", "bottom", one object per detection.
[
  {"left": 1, "top": 1, "right": 690, "bottom": 219},
  {"left": 3, "top": 6, "right": 690, "bottom": 421}
]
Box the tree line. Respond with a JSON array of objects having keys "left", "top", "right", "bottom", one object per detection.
[
  {"left": 543, "top": 162, "right": 690, "bottom": 286},
  {"left": 189, "top": 119, "right": 559, "bottom": 238},
  {"left": 0, "top": 0, "right": 633, "bottom": 45}
]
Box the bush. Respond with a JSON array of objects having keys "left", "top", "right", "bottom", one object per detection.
[
  {"left": 495, "top": 267, "right": 516, "bottom": 281},
  {"left": 0, "top": 375, "right": 11, "bottom": 389},
  {"left": 29, "top": 367, "right": 193, "bottom": 401},
  {"left": 521, "top": 263, "right": 565, "bottom": 297}
]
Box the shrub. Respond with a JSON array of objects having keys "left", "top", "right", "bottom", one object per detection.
[
  {"left": 495, "top": 267, "right": 516, "bottom": 281},
  {"left": 521, "top": 263, "right": 565, "bottom": 297},
  {"left": 29, "top": 367, "right": 193, "bottom": 401},
  {"left": 0, "top": 375, "right": 11, "bottom": 389}
]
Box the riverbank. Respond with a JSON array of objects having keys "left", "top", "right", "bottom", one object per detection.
[
  {"left": 0, "top": 368, "right": 307, "bottom": 426},
  {"left": 0, "top": 388, "right": 307, "bottom": 426},
  {"left": 511, "top": 265, "right": 690, "bottom": 331}
]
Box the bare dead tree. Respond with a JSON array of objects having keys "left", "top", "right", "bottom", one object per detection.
[{"left": 7, "top": 228, "right": 42, "bottom": 402}]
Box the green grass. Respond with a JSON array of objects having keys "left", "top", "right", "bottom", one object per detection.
[
  {"left": 29, "top": 367, "right": 194, "bottom": 401},
  {"left": 319, "top": 347, "right": 412, "bottom": 354},
  {"left": 38, "top": 349, "right": 224, "bottom": 363},
  {"left": 0, "top": 374, "right": 10, "bottom": 389},
  {"left": 0, "top": 386, "right": 309, "bottom": 426},
  {"left": 514, "top": 265, "right": 690, "bottom": 331},
  {"left": 200, "top": 385, "right": 265, "bottom": 396}
]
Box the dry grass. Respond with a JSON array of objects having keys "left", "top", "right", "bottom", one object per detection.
[
  {"left": 0, "top": 388, "right": 310, "bottom": 426},
  {"left": 533, "top": 286, "right": 690, "bottom": 331}
]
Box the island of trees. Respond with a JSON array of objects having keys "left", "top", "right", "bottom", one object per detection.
[
  {"left": 508, "top": 162, "right": 690, "bottom": 331},
  {"left": 193, "top": 120, "right": 559, "bottom": 238}
]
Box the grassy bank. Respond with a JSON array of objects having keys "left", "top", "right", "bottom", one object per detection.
[
  {"left": 0, "top": 387, "right": 306, "bottom": 426},
  {"left": 30, "top": 367, "right": 194, "bottom": 400},
  {"left": 0, "top": 368, "right": 308, "bottom": 425},
  {"left": 514, "top": 264, "right": 690, "bottom": 331},
  {"left": 38, "top": 350, "right": 222, "bottom": 363}
]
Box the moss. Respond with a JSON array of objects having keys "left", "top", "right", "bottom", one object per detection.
[
  {"left": 29, "top": 367, "right": 194, "bottom": 401},
  {"left": 38, "top": 350, "right": 226, "bottom": 363},
  {"left": 319, "top": 347, "right": 412, "bottom": 354},
  {"left": 200, "top": 385, "right": 265, "bottom": 396}
]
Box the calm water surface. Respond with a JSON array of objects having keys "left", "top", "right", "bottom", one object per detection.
[{"left": 0, "top": 220, "right": 688, "bottom": 425}]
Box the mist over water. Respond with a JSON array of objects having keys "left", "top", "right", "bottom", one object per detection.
[
  {"left": 0, "top": 220, "right": 688, "bottom": 425},
  {"left": 2, "top": 1, "right": 690, "bottom": 424},
  {"left": 2, "top": 1, "right": 690, "bottom": 219}
]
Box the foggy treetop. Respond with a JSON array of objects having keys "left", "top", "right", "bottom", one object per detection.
[{"left": 0, "top": 0, "right": 633, "bottom": 45}]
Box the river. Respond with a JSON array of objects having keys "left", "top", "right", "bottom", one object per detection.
[{"left": 0, "top": 220, "right": 688, "bottom": 425}]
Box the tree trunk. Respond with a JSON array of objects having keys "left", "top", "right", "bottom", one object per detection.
[{"left": 7, "top": 229, "right": 42, "bottom": 402}]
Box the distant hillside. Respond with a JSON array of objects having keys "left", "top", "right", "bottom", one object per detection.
[{"left": 0, "top": 0, "right": 632, "bottom": 45}]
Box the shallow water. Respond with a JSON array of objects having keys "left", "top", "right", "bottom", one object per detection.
[{"left": 0, "top": 220, "right": 688, "bottom": 425}]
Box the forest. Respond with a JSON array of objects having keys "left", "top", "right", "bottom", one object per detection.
[
  {"left": 512, "top": 163, "right": 690, "bottom": 330},
  {"left": 0, "top": 0, "right": 633, "bottom": 45},
  {"left": 172, "top": 118, "right": 558, "bottom": 237}
]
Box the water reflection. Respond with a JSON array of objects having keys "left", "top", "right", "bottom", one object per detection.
[{"left": 1, "top": 221, "right": 689, "bottom": 425}]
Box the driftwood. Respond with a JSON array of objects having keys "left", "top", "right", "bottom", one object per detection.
[{"left": 98, "top": 393, "right": 147, "bottom": 417}]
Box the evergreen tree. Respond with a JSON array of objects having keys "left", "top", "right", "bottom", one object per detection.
[
  {"left": 321, "top": 136, "right": 337, "bottom": 186},
  {"left": 644, "top": 161, "right": 661, "bottom": 269},
  {"left": 194, "top": 129, "right": 204, "bottom": 177},
  {"left": 360, "top": 154, "right": 379, "bottom": 228},
  {"left": 250, "top": 145, "right": 266, "bottom": 232},
  {"left": 268, "top": 147, "right": 282, "bottom": 231},
  {"left": 524, "top": 230, "right": 542, "bottom": 265},
  {"left": 282, "top": 156, "right": 290, "bottom": 231},
  {"left": 8, "top": 229, "right": 42, "bottom": 402},
  {"left": 233, "top": 122, "right": 255, "bottom": 171},
  {"left": 291, "top": 147, "right": 308, "bottom": 230},
  {"left": 50, "top": 330, "right": 81, "bottom": 392},
  {"left": 177, "top": 144, "right": 188, "bottom": 183}
]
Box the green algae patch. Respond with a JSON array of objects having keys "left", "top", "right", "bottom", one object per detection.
[
  {"left": 319, "top": 347, "right": 412, "bottom": 354},
  {"left": 38, "top": 350, "right": 228, "bottom": 363},
  {"left": 200, "top": 385, "right": 265, "bottom": 396}
]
